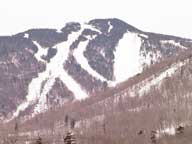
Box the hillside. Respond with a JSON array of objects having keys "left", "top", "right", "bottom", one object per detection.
[
  {"left": 1, "top": 48, "right": 192, "bottom": 143},
  {"left": 1, "top": 18, "right": 192, "bottom": 121},
  {"left": 1, "top": 18, "right": 192, "bottom": 144}
]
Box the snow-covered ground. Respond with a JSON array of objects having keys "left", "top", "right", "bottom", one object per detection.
[
  {"left": 157, "top": 125, "right": 176, "bottom": 137},
  {"left": 138, "top": 33, "right": 148, "bottom": 39},
  {"left": 33, "top": 41, "right": 48, "bottom": 63},
  {"left": 108, "top": 21, "right": 113, "bottom": 33},
  {"left": 83, "top": 23, "right": 102, "bottom": 34},
  {"left": 126, "top": 60, "right": 187, "bottom": 97},
  {"left": 11, "top": 27, "right": 89, "bottom": 120},
  {"left": 161, "top": 40, "right": 188, "bottom": 50},
  {"left": 113, "top": 32, "right": 142, "bottom": 84},
  {"left": 138, "top": 62, "right": 185, "bottom": 96},
  {"left": 9, "top": 23, "right": 104, "bottom": 120},
  {"left": 24, "top": 33, "right": 29, "bottom": 38}
]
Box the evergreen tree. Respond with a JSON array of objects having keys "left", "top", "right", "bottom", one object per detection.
[{"left": 64, "top": 131, "right": 76, "bottom": 144}]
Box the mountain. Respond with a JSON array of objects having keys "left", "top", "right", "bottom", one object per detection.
[
  {"left": 0, "top": 18, "right": 192, "bottom": 120},
  {"left": 7, "top": 48, "right": 192, "bottom": 144}
]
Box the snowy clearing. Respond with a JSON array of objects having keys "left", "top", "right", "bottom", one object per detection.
[
  {"left": 11, "top": 27, "right": 88, "bottom": 120},
  {"left": 113, "top": 32, "right": 142, "bottom": 84}
]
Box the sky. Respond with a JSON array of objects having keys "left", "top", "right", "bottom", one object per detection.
[{"left": 0, "top": 0, "right": 192, "bottom": 38}]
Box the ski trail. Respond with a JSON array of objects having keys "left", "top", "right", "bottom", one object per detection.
[
  {"left": 11, "top": 28, "right": 88, "bottom": 119},
  {"left": 73, "top": 36, "right": 107, "bottom": 82}
]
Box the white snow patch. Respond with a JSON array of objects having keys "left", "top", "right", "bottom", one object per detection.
[
  {"left": 161, "top": 126, "right": 176, "bottom": 135},
  {"left": 108, "top": 21, "right": 113, "bottom": 33},
  {"left": 157, "top": 125, "right": 176, "bottom": 137},
  {"left": 24, "top": 33, "right": 29, "bottom": 38},
  {"left": 139, "top": 33, "right": 148, "bottom": 39},
  {"left": 138, "top": 61, "right": 185, "bottom": 96},
  {"left": 161, "top": 40, "right": 187, "bottom": 50},
  {"left": 99, "top": 49, "right": 106, "bottom": 57},
  {"left": 11, "top": 28, "right": 88, "bottom": 120},
  {"left": 113, "top": 32, "right": 142, "bottom": 84},
  {"left": 125, "top": 60, "right": 187, "bottom": 98},
  {"left": 56, "top": 29, "right": 63, "bottom": 33},
  {"left": 83, "top": 23, "right": 102, "bottom": 34},
  {"left": 33, "top": 41, "right": 48, "bottom": 63},
  {"left": 86, "top": 34, "right": 98, "bottom": 40}
]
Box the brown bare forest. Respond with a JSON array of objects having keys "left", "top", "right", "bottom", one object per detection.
[{"left": 1, "top": 50, "right": 192, "bottom": 144}]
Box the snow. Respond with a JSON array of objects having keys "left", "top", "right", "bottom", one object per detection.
[
  {"left": 33, "top": 41, "right": 48, "bottom": 63},
  {"left": 8, "top": 23, "right": 103, "bottom": 120},
  {"left": 161, "top": 126, "right": 176, "bottom": 135},
  {"left": 56, "top": 29, "right": 63, "bottom": 33},
  {"left": 24, "top": 33, "right": 29, "bottom": 38},
  {"left": 140, "top": 50, "right": 162, "bottom": 67},
  {"left": 73, "top": 36, "right": 107, "bottom": 82},
  {"left": 84, "top": 23, "right": 102, "bottom": 34},
  {"left": 125, "top": 60, "right": 187, "bottom": 97},
  {"left": 11, "top": 27, "right": 88, "bottom": 119},
  {"left": 138, "top": 61, "right": 185, "bottom": 96},
  {"left": 112, "top": 59, "right": 188, "bottom": 98},
  {"left": 161, "top": 40, "right": 187, "bottom": 49},
  {"left": 157, "top": 125, "right": 176, "bottom": 137},
  {"left": 108, "top": 21, "right": 113, "bottom": 33},
  {"left": 138, "top": 33, "right": 148, "bottom": 39},
  {"left": 113, "top": 32, "right": 142, "bottom": 84}
]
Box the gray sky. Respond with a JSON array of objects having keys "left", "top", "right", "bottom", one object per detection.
[{"left": 0, "top": 0, "right": 192, "bottom": 38}]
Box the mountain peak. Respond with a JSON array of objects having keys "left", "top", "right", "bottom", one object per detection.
[{"left": 0, "top": 18, "right": 192, "bottom": 120}]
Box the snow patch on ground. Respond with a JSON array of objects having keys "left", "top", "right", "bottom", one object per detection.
[
  {"left": 11, "top": 28, "right": 88, "bottom": 120},
  {"left": 83, "top": 23, "right": 102, "bottom": 34},
  {"left": 113, "top": 32, "right": 142, "bottom": 84},
  {"left": 138, "top": 61, "right": 185, "bottom": 96},
  {"left": 138, "top": 33, "right": 148, "bottom": 39},
  {"left": 126, "top": 60, "right": 187, "bottom": 97},
  {"left": 159, "top": 125, "right": 176, "bottom": 136},
  {"left": 33, "top": 41, "right": 48, "bottom": 63},
  {"left": 108, "top": 21, "right": 113, "bottom": 33},
  {"left": 56, "top": 29, "right": 63, "bottom": 33},
  {"left": 161, "top": 40, "right": 187, "bottom": 50},
  {"left": 24, "top": 33, "right": 29, "bottom": 38}
]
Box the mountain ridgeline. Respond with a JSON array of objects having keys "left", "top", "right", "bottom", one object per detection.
[{"left": 0, "top": 18, "right": 192, "bottom": 120}]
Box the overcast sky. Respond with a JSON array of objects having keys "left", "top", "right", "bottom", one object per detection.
[{"left": 0, "top": 0, "right": 192, "bottom": 38}]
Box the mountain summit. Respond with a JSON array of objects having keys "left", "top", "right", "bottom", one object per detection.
[{"left": 0, "top": 18, "right": 192, "bottom": 120}]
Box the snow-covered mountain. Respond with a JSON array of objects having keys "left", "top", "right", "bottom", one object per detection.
[{"left": 0, "top": 18, "right": 192, "bottom": 120}]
